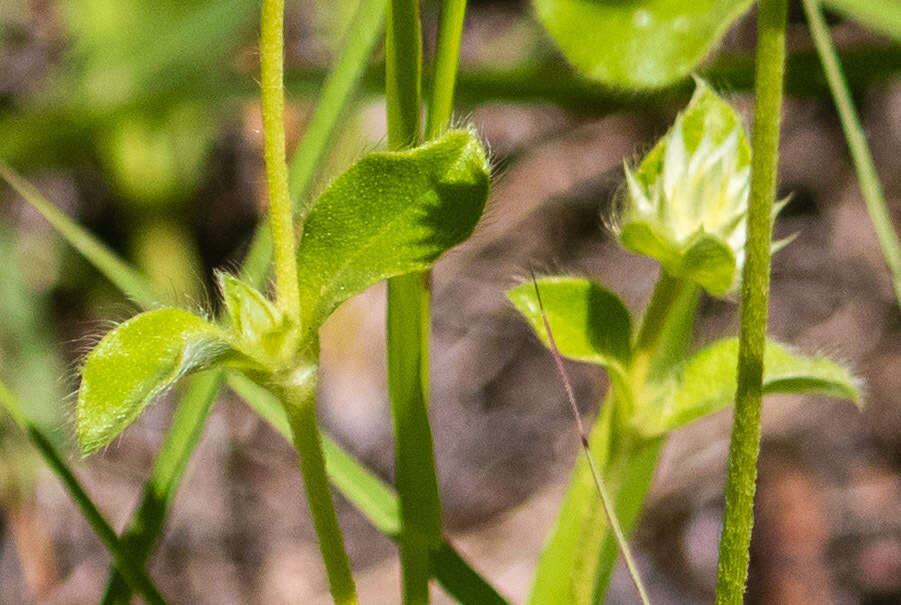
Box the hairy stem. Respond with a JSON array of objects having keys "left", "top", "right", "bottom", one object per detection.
[
  {"left": 802, "top": 0, "right": 901, "bottom": 308},
  {"left": 715, "top": 0, "right": 788, "bottom": 602},
  {"left": 260, "top": 0, "right": 300, "bottom": 322},
  {"left": 281, "top": 367, "right": 357, "bottom": 605},
  {"left": 99, "top": 3, "right": 387, "bottom": 601}
]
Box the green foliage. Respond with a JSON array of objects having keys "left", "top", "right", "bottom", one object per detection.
[
  {"left": 633, "top": 338, "right": 862, "bottom": 437},
  {"left": 532, "top": 0, "right": 753, "bottom": 88},
  {"left": 617, "top": 79, "right": 752, "bottom": 296},
  {"left": 0, "top": 161, "right": 161, "bottom": 309},
  {"left": 506, "top": 277, "right": 632, "bottom": 373},
  {"left": 824, "top": 0, "right": 901, "bottom": 41},
  {"left": 76, "top": 309, "right": 234, "bottom": 454},
  {"left": 297, "top": 128, "right": 490, "bottom": 333},
  {"left": 75, "top": 130, "right": 490, "bottom": 459},
  {"left": 217, "top": 272, "right": 297, "bottom": 366}
]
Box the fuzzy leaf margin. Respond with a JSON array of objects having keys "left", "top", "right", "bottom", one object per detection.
[
  {"left": 632, "top": 338, "right": 863, "bottom": 437},
  {"left": 76, "top": 308, "right": 233, "bottom": 454},
  {"left": 297, "top": 129, "right": 490, "bottom": 334}
]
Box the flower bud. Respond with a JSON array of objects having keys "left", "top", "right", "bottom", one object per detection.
[{"left": 616, "top": 79, "right": 759, "bottom": 296}]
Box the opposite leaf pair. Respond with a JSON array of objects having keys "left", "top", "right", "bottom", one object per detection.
[
  {"left": 508, "top": 277, "right": 861, "bottom": 441},
  {"left": 77, "top": 129, "right": 490, "bottom": 455}
]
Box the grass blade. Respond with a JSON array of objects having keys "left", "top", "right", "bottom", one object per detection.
[
  {"left": 803, "top": 0, "right": 901, "bottom": 308},
  {"left": 0, "top": 379, "right": 167, "bottom": 604},
  {"left": 823, "top": 0, "right": 901, "bottom": 41},
  {"left": 0, "top": 161, "right": 159, "bottom": 309}
]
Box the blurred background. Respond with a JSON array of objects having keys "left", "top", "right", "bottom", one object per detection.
[{"left": 1, "top": 0, "right": 899, "bottom": 603}]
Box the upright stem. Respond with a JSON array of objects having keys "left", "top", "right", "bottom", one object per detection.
[
  {"left": 260, "top": 0, "right": 300, "bottom": 323},
  {"left": 281, "top": 366, "right": 358, "bottom": 605},
  {"left": 802, "top": 0, "right": 901, "bottom": 308},
  {"left": 715, "top": 0, "right": 788, "bottom": 602},
  {"left": 425, "top": 0, "right": 467, "bottom": 139},
  {"left": 386, "top": 1, "right": 443, "bottom": 603}
]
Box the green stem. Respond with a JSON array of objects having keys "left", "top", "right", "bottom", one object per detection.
[
  {"left": 386, "top": 0, "right": 423, "bottom": 151},
  {"left": 240, "top": 0, "right": 386, "bottom": 285},
  {"left": 386, "top": 1, "right": 443, "bottom": 604},
  {"left": 527, "top": 274, "right": 699, "bottom": 605},
  {"left": 385, "top": 0, "right": 447, "bottom": 600},
  {"left": 281, "top": 366, "right": 357, "bottom": 605},
  {"left": 0, "top": 381, "right": 167, "bottom": 605},
  {"left": 425, "top": 0, "right": 467, "bottom": 139},
  {"left": 802, "top": 0, "right": 901, "bottom": 308},
  {"left": 228, "top": 372, "right": 512, "bottom": 605},
  {"left": 260, "top": 0, "right": 300, "bottom": 322},
  {"left": 99, "top": 3, "right": 387, "bottom": 601},
  {"left": 715, "top": 0, "right": 788, "bottom": 602}
]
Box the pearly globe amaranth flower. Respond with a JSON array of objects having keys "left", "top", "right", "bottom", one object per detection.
[{"left": 615, "top": 78, "right": 785, "bottom": 297}]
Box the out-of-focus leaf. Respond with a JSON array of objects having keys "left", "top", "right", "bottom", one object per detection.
[
  {"left": 824, "top": 0, "right": 901, "bottom": 41},
  {"left": 632, "top": 338, "right": 863, "bottom": 437},
  {"left": 0, "top": 161, "right": 160, "bottom": 308},
  {"left": 77, "top": 308, "right": 233, "bottom": 454},
  {"left": 296, "top": 129, "right": 490, "bottom": 334},
  {"left": 506, "top": 277, "right": 632, "bottom": 373},
  {"left": 532, "top": 0, "right": 753, "bottom": 88}
]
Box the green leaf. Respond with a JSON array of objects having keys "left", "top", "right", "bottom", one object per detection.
[
  {"left": 506, "top": 277, "right": 632, "bottom": 373},
  {"left": 297, "top": 128, "right": 490, "bottom": 333},
  {"left": 77, "top": 308, "right": 233, "bottom": 454},
  {"left": 532, "top": 0, "right": 754, "bottom": 89},
  {"left": 824, "top": 0, "right": 901, "bottom": 41},
  {"left": 632, "top": 338, "right": 863, "bottom": 437}
]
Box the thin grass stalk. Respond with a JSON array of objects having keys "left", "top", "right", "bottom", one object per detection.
[
  {"left": 0, "top": 380, "right": 167, "bottom": 605},
  {"left": 714, "top": 0, "right": 788, "bottom": 602},
  {"left": 425, "top": 0, "right": 467, "bottom": 139},
  {"left": 801, "top": 0, "right": 901, "bottom": 308}
]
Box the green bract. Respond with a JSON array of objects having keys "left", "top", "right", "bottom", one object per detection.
[
  {"left": 76, "top": 309, "right": 232, "bottom": 454},
  {"left": 218, "top": 272, "right": 297, "bottom": 366},
  {"left": 617, "top": 80, "right": 760, "bottom": 296},
  {"left": 632, "top": 338, "right": 863, "bottom": 437},
  {"left": 297, "top": 128, "right": 490, "bottom": 333},
  {"left": 532, "top": 0, "right": 753, "bottom": 89},
  {"left": 75, "top": 129, "right": 491, "bottom": 456}
]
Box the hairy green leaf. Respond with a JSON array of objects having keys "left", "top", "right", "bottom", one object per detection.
[
  {"left": 532, "top": 0, "right": 753, "bottom": 88},
  {"left": 297, "top": 129, "right": 490, "bottom": 334},
  {"left": 632, "top": 338, "right": 862, "bottom": 437},
  {"left": 507, "top": 277, "right": 632, "bottom": 373},
  {"left": 77, "top": 308, "right": 233, "bottom": 454}
]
